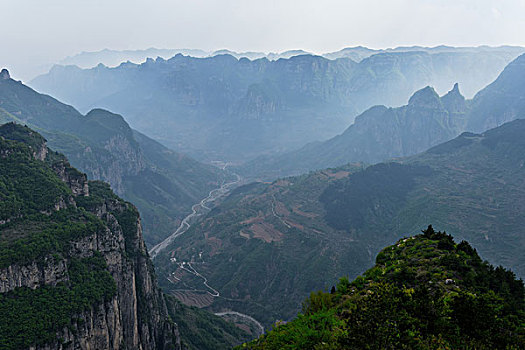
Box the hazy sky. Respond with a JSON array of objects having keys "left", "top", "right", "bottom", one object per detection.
[{"left": 2, "top": 0, "right": 525, "bottom": 80}]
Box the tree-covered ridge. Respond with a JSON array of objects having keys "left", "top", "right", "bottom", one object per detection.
[
  {"left": 0, "top": 122, "right": 47, "bottom": 154},
  {"left": 0, "top": 123, "right": 104, "bottom": 268},
  {"left": 0, "top": 124, "right": 123, "bottom": 349},
  {"left": 242, "top": 227, "right": 525, "bottom": 349}
]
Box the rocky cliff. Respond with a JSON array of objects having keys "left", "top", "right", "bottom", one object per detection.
[{"left": 0, "top": 123, "right": 181, "bottom": 349}]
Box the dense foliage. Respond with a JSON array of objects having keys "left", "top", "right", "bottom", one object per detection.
[
  {"left": 0, "top": 126, "right": 108, "bottom": 268},
  {"left": 0, "top": 121, "right": 247, "bottom": 350},
  {"left": 0, "top": 126, "right": 120, "bottom": 348},
  {"left": 0, "top": 210, "right": 105, "bottom": 268},
  {"left": 0, "top": 254, "right": 116, "bottom": 350},
  {"left": 240, "top": 227, "right": 525, "bottom": 349},
  {"left": 0, "top": 134, "right": 70, "bottom": 220}
]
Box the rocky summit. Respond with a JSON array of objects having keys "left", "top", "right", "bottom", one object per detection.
[{"left": 0, "top": 69, "right": 10, "bottom": 80}]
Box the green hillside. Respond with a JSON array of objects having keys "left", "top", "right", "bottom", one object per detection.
[
  {"left": 241, "top": 228, "right": 524, "bottom": 349},
  {"left": 0, "top": 124, "right": 124, "bottom": 348},
  {"left": 155, "top": 119, "right": 525, "bottom": 328}
]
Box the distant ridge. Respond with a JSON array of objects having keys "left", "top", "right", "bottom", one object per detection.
[
  {"left": 31, "top": 46, "right": 523, "bottom": 162},
  {"left": 59, "top": 45, "right": 525, "bottom": 69},
  {"left": 240, "top": 52, "right": 525, "bottom": 180},
  {"left": 240, "top": 83, "right": 469, "bottom": 179}
]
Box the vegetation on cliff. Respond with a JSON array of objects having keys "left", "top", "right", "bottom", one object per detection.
[
  {"left": 0, "top": 123, "right": 249, "bottom": 349},
  {"left": 0, "top": 254, "right": 116, "bottom": 349},
  {"left": 0, "top": 124, "right": 118, "bottom": 348}
]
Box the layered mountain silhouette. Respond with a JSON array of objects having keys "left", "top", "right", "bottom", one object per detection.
[
  {"left": 241, "top": 83, "right": 468, "bottom": 178},
  {"left": 467, "top": 51, "right": 525, "bottom": 132},
  {"left": 242, "top": 53, "right": 525, "bottom": 179},
  {"left": 30, "top": 47, "right": 522, "bottom": 161}
]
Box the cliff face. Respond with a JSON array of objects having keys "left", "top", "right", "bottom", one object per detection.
[
  {"left": 0, "top": 123, "right": 180, "bottom": 350},
  {"left": 467, "top": 53, "right": 525, "bottom": 133}
]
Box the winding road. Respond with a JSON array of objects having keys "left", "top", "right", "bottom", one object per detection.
[
  {"left": 177, "top": 262, "right": 220, "bottom": 297},
  {"left": 149, "top": 164, "right": 266, "bottom": 335},
  {"left": 214, "top": 311, "right": 265, "bottom": 336},
  {"left": 149, "top": 167, "right": 241, "bottom": 258}
]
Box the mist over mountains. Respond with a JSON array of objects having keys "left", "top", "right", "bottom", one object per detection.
[
  {"left": 31, "top": 46, "right": 523, "bottom": 162},
  {"left": 2, "top": 40, "right": 525, "bottom": 349},
  {"left": 58, "top": 45, "right": 525, "bottom": 71},
  {"left": 58, "top": 48, "right": 315, "bottom": 70},
  {"left": 241, "top": 52, "right": 525, "bottom": 179},
  {"left": 241, "top": 83, "right": 468, "bottom": 179}
]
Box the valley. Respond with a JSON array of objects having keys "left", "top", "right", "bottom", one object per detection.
[
  {"left": 2, "top": 24, "right": 525, "bottom": 348},
  {"left": 150, "top": 164, "right": 242, "bottom": 258},
  {"left": 156, "top": 118, "right": 525, "bottom": 328},
  {"left": 0, "top": 73, "right": 224, "bottom": 247}
]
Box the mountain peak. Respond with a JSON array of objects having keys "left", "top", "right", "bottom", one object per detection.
[
  {"left": 444, "top": 83, "right": 463, "bottom": 99},
  {"left": 1, "top": 69, "right": 10, "bottom": 80},
  {"left": 450, "top": 82, "right": 460, "bottom": 94},
  {"left": 408, "top": 86, "right": 441, "bottom": 108},
  {"left": 441, "top": 83, "right": 467, "bottom": 114}
]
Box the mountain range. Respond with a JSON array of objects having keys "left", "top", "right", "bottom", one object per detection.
[
  {"left": 0, "top": 69, "right": 224, "bottom": 246},
  {"left": 58, "top": 45, "right": 525, "bottom": 70},
  {"left": 3, "top": 44, "right": 525, "bottom": 348},
  {"left": 58, "top": 48, "right": 316, "bottom": 71},
  {"left": 30, "top": 47, "right": 523, "bottom": 161},
  {"left": 241, "top": 53, "right": 525, "bottom": 180},
  {"left": 154, "top": 118, "right": 525, "bottom": 327}
]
